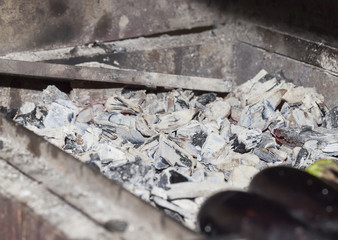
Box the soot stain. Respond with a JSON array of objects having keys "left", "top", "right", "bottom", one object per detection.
[
  {"left": 49, "top": 0, "right": 68, "bottom": 17},
  {"left": 36, "top": 20, "right": 78, "bottom": 46},
  {"left": 147, "top": 50, "right": 160, "bottom": 62},
  {"left": 27, "top": 137, "right": 42, "bottom": 158},
  {"left": 9, "top": 88, "right": 22, "bottom": 109},
  {"left": 94, "top": 13, "right": 113, "bottom": 38}
]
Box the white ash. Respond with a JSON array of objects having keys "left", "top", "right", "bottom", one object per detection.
[
  {"left": 19, "top": 102, "right": 36, "bottom": 115},
  {"left": 13, "top": 69, "right": 338, "bottom": 230}
]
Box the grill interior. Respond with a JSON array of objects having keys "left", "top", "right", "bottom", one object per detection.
[{"left": 0, "top": 1, "right": 338, "bottom": 239}]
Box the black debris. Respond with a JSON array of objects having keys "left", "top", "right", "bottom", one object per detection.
[
  {"left": 294, "top": 148, "right": 308, "bottom": 168},
  {"left": 157, "top": 172, "right": 170, "bottom": 189},
  {"left": 89, "top": 153, "right": 100, "bottom": 161},
  {"left": 253, "top": 148, "right": 280, "bottom": 163},
  {"left": 85, "top": 161, "right": 100, "bottom": 173},
  {"left": 176, "top": 99, "right": 189, "bottom": 110},
  {"left": 231, "top": 135, "right": 248, "bottom": 154},
  {"left": 169, "top": 170, "right": 189, "bottom": 184},
  {"left": 192, "top": 131, "right": 208, "bottom": 147},
  {"left": 0, "top": 106, "right": 18, "bottom": 119},
  {"left": 63, "top": 134, "right": 84, "bottom": 154},
  {"left": 175, "top": 149, "right": 193, "bottom": 168},
  {"left": 15, "top": 107, "right": 47, "bottom": 129},
  {"left": 108, "top": 157, "right": 154, "bottom": 186},
  {"left": 104, "top": 219, "right": 128, "bottom": 233},
  {"left": 197, "top": 93, "right": 216, "bottom": 106},
  {"left": 155, "top": 157, "right": 170, "bottom": 170}
]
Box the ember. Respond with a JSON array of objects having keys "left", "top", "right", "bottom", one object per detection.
[{"left": 10, "top": 69, "right": 338, "bottom": 230}]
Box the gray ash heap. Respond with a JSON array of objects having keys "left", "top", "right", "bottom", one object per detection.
[{"left": 10, "top": 70, "right": 338, "bottom": 230}]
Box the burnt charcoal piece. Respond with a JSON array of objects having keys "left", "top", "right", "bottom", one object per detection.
[
  {"left": 101, "top": 159, "right": 113, "bottom": 165},
  {"left": 154, "top": 157, "right": 170, "bottom": 170},
  {"left": 0, "top": 106, "right": 18, "bottom": 119},
  {"left": 155, "top": 167, "right": 188, "bottom": 189},
  {"left": 175, "top": 149, "right": 193, "bottom": 168},
  {"left": 230, "top": 135, "right": 248, "bottom": 154},
  {"left": 157, "top": 172, "right": 170, "bottom": 189},
  {"left": 249, "top": 166, "right": 338, "bottom": 235},
  {"left": 294, "top": 148, "right": 309, "bottom": 168},
  {"left": 0, "top": 106, "right": 7, "bottom": 115},
  {"left": 273, "top": 126, "right": 316, "bottom": 147},
  {"left": 197, "top": 93, "right": 216, "bottom": 106},
  {"left": 89, "top": 153, "right": 100, "bottom": 161},
  {"left": 15, "top": 106, "right": 47, "bottom": 128},
  {"left": 107, "top": 157, "right": 154, "bottom": 187},
  {"left": 252, "top": 148, "right": 283, "bottom": 163},
  {"left": 67, "top": 112, "right": 74, "bottom": 123},
  {"left": 176, "top": 99, "right": 189, "bottom": 110},
  {"left": 169, "top": 170, "right": 189, "bottom": 184},
  {"left": 198, "top": 191, "right": 323, "bottom": 240},
  {"left": 7, "top": 109, "right": 18, "bottom": 119},
  {"left": 63, "top": 134, "right": 84, "bottom": 154},
  {"left": 192, "top": 131, "right": 208, "bottom": 147}
]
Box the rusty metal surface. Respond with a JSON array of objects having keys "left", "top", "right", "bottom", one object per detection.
[
  {"left": 0, "top": 116, "right": 201, "bottom": 240},
  {"left": 0, "top": 0, "right": 226, "bottom": 55},
  {"left": 0, "top": 194, "right": 67, "bottom": 240},
  {"left": 0, "top": 59, "right": 232, "bottom": 92}
]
